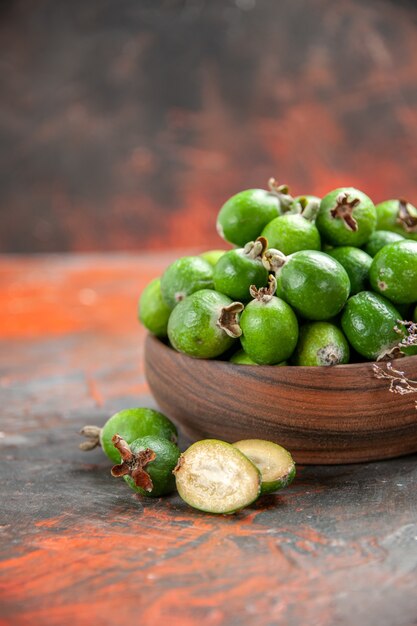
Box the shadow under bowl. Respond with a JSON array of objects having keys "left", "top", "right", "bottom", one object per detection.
[{"left": 144, "top": 334, "right": 417, "bottom": 464}]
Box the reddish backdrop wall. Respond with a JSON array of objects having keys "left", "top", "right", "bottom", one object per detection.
[{"left": 1, "top": 0, "right": 417, "bottom": 252}]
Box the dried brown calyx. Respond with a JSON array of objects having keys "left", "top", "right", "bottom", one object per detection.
[
  {"left": 217, "top": 302, "right": 244, "bottom": 338},
  {"left": 330, "top": 192, "right": 360, "bottom": 231},
  {"left": 243, "top": 237, "right": 268, "bottom": 260},
  {"left": 262, "top": 248, "right": 287, "bottom": 273},
  {"left": 397, "top": 199, "right": 417, "bottom": 233},
  {"left": 377, "top": 320, "right": 417, "bottom": 361},
  {"left": 111, "top": 434, "right": 156, "bottom": 492},
  {"left": 267, "top": 178, "right": 294, "bottom": 212},
  {"left": 79, "top": 425, "right": 101, "bottom": 451},
  {"left": 249, "top": 274, "right": 277, "bottom": 303}
]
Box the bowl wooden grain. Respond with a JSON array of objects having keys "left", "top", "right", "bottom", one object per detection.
[{"left": 144, "top": 334, "right": 417, "bottom": 464}]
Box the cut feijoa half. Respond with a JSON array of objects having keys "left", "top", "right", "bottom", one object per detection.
[
  {"left": 233, "top": 439, "right": 296, "bottom": 494},
  {"left": 173, "top": 439, "right": 261, "bottom": 514}
]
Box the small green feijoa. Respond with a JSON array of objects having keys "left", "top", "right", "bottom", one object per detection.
[
  {"left": 111, "top": 434, "right": 180, "bottom": 497},
  {"left": 79, "top": 408, "right": 177, "bottom": 464},
  {"left": 167, "top": 289, "right": 243, "bottom": 358},
  {"left": 369, "top": 240, "right": 417, "bottom": 304},
  {"left": 239, "top": 276, "right": 299, "bottom": 364},
  {"left": 173, "top": 439, "right": 261, "bottom": 514},
  {"left": 213, "top": 237, "right": 269, "bottom": 301},
  {"left": 138, "top": 278, "right": 171, "bottom": 337},
  {"left": 375, "top": 199, "right": 417, "bottom": 241},
  {"left": 291, "top": 322, "right": 350, "bottom": 366},
  {"left": 160, "top": 256, "right": 214, "bottom": 309},
  {"left": 200, "top": 249, "right": 228, "bottom": 266},
  {"left": 364, "top": 230, "right": 405, "bottom": 257},
  {"left": 316, "top": 188, "right": 376, "bottom": 246},
  {"left": 327, "top": 246, "right": 372, "bottom": 295},
  {"left": 233, "top": 439, "right": 296, "bottom": 494},
  {"left": 261, "top": 213, "right": 321, "bottom": 255},
  {"left": 230, "top": 349, "right": 286, "bottom": 366}
]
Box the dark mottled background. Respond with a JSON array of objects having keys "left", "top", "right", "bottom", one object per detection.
[{"left": 1, "top": 0, "right": 417, "bottom": 252}]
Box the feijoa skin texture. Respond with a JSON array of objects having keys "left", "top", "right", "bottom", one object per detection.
[
  {"left": 369, "top": 240, "right": 417, "bottom": 304},
  {"left": 276, "top": 251, "right": 351, "bottom": 320},
  {"left": 213, "top": 249, "right": 268, "bottom": 301},
  {"left": 101, "top": 408, "right": 178, "bottom": 464},
  {"left": 291, "top": 322, "right": 350, "bottom": 366},
  {"left": 230, "top": 349, "right": 286, "bottom": 366},
  {"left": 124, "top": 436, "right": 181, "bottom": 497},
  {"left": 364, "top": 230, "right": 405, "bottom": 257},
  {"left": 261, "top": 214, "right": 321, "bottom": 255},
  {"left": 174, "top": 439, "right": 261, "bottom": 514},
  {"left": 317, "top": 188, "right": 376, "bottom": 246},
  {"left": 375, "top": 199, "right": 417, "bottom": 241},
  {"left": 160, "top": 256, "right": 214, "bottom": 309},
  {"left": 167, "top": 289, "right": 239, "bottom": 359},
  {"left": 200, "top": 249, "right": 227, "bottom": 266},
  {"left": 341, "top": 291, "right": 403, "bottom": 360},
  {"left": 138, "top": 278, "right": 172, "bottom": 338},
  {"left": 327, "top": 247, "right": 372, "bottom": 295},
  {"left": 240, "top": 297, "right": 299, "bottom": 364},
  {"left": 216, "top": 189, "right": 280, "bottom": 247}
]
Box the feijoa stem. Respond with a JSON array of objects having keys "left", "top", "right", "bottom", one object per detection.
[
  {"left": 249, "top": 274, "right": 277, "bottom": 303},
  {"left": 300, "top": 197, "right": 320, "bottom": 222},
  {"left": 79, "top": 425, "right": 101, "bottom": 451},
  {"left": 217, "top": 302, "right": 244, "bottom": 338},
  {"left": 267, "top": 178, "right": 294, "bottom": 211},
  {"left": 330, "top": 192, "right": 360, "bottom": 231},
  {"left": 111, "top": 434, "right": 156, "bottom": 492},
  {"left": 244, "top": 237, "right": 268, "bottom": 260},
  {"left": 397, "top": 199, "right": 417, "bottom": 233}
]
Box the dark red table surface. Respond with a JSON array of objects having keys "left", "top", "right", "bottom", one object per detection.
[{"left": 0, "top": 253, "right": 416, "bottom": 626}]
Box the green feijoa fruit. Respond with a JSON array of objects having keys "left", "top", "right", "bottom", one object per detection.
[
  {"left": 79, "top": 408, "right": 178, "bottom": 464},
  {"left": 173, "top": 439, "right": 261, "bottom": 514},
  {"left": 138, "top": 278, "right": 171, "bottom": 338},
  {"left": 233, "top": 439, "right": 296, "bottom": 494},
  {"left": 239, "top": 276, "right": 299, "bottom": 364},
  {"left": 274, "top": 250, "right": 350, "bottom": 321},
  {"left": 341, "top": 291, "right": 404, "bottom": 361},
  {"left": 369, "top": 240, "right": 417, "bottom": 304},
  {"left": 261, "top": 214, "right": 321, "bottom": 255},
  {"left": 327, "top": 246, "right": 372, "bottom": 295},
  {"left": 216, "top": 181, "right": 294, "bottom": 247},
  {"left": 317, "top": 188, "right": 376, "bottom": 246},
  {"left": 375, "top": 199, "right": 417, "bottom": 241},
  {"left": 160, "top": 256, "right": 213, "bottom": 309},
  {"left": 167, "top": 289, "right": 243, "bottom": 358},
  {"left": 213, "top": 237, "right": 269, "bottom": 301},
  {"left": 230, "top": 349, "right": 286, "bottom": 366},
  {"left": 200, "top": 249, "right": 228, "bottom": 266},
  {"left": 111, "top": 434, "right": 180, "bottom": 497},
  {"left": 291, "top": 322, "right": 350, "bottom": 366},
  {"left": 364, "top": 230, "right": 405, "bottom": 257}
]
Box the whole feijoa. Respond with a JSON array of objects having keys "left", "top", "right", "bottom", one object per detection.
[
  {"left": 341, "top": 291, "right": 403, "bottom": 360},
  {"left": 291, "top": 322, "right": 350, "bottom": 366},
  {"left": 230, "top": 349, "right": 286, "bottom": 366},
  {"left": 274, "top": 250, "right": 350, "bottom": 320},
  {"left": 316, "top": 188, "right": 376, "bottom": 246},
  {"left": 261, "top": 214, "right": 321, "bottom": 255},
  {"left": 160, "top": 256, "right": 213, "bottom": 309},
  {"left": 200, "top": 249, "right": 227, "bottom": 266},
  {"left": 213, "top": 237, "right": 269, "bottom": 301},
  {"left": 216, "top": 181, "right": 293, "bottom": 247},
  {"left": 239, "top": 277, "right": 299, "bottom": 364},
  {"left": 138, "top": 278, "right": 172, "bottom": 338},
  {"left": 375, "top": 199, "right": 417, "bottom": 241},
  {"left": 327, "top": 246, "right": 372, "bottom": 295},
  {"left": 364, "top": 230, "right": 405, "bottom": 257},
  {"left": 168, "top": 289, "right": 243, "bottom": 358},
  {"left": 369, "top": 240, "right": 417, "bottom": 304},
  {"left": 111, "top": 434, "right": 180, "bottom": 497}
]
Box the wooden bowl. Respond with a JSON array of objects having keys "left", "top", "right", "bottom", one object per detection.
[{"left": 144, "top": 334, "right": 417, "bottom": 464}]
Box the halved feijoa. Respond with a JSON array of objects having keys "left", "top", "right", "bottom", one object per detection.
[
  {"left": 173, "top": 439, "right": 261, "bottom": 514},
  {"left": 233, "top": 439, "right": 296, "bottom": 494}
]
